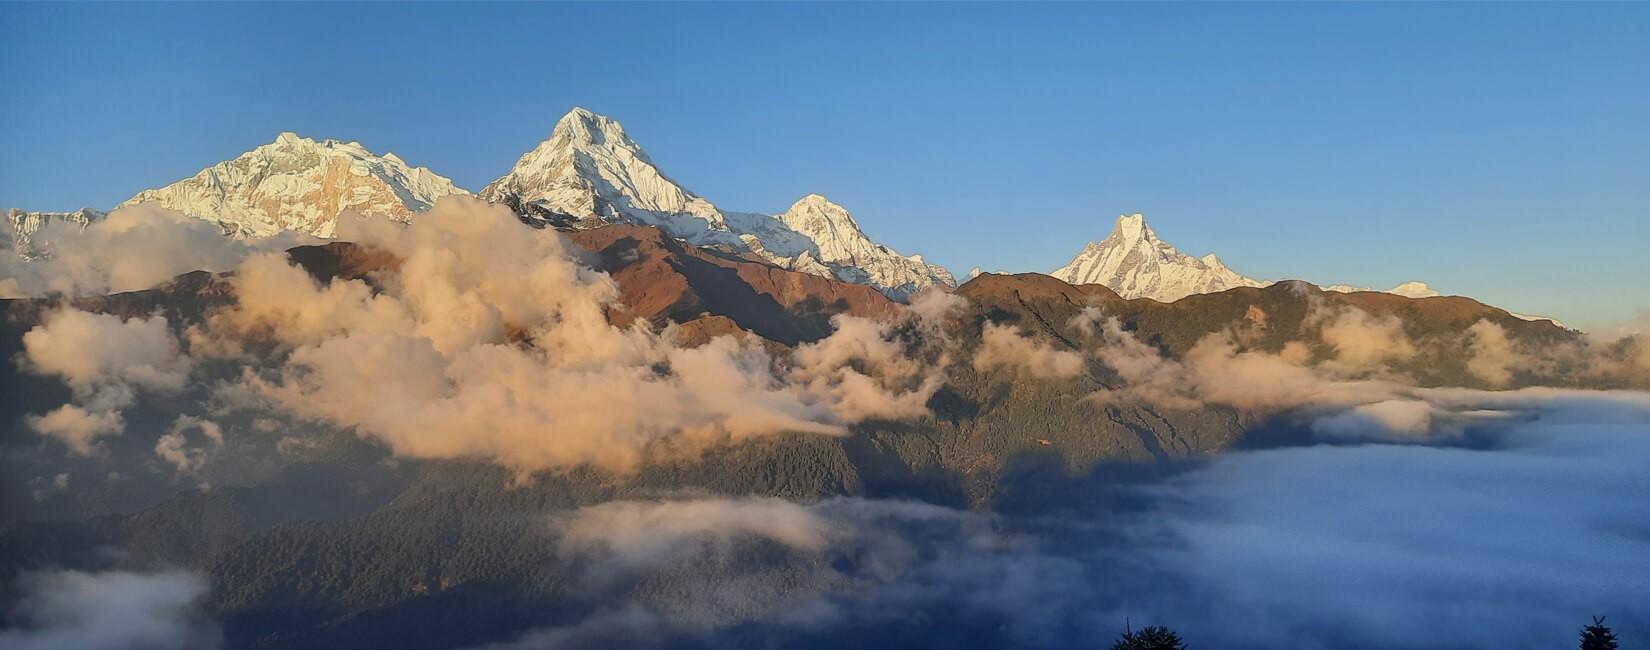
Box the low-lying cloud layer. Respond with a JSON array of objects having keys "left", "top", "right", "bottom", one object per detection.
[
  {"left": 0, "top": 570, "right": 219, "bottom": 650},
  {"left": 1118, "top": 390, "right": 1650, "bottom": 649},
  {"left": 484, "top": 391, "right": 1650, "bottom": 650}
]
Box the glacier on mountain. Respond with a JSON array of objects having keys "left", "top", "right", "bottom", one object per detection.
[
  {"left": 480, "top": 107, "right": 954, "bottom": 299},
  {"left": 120, "top": 132, "right": 468, "bottom": 238}
]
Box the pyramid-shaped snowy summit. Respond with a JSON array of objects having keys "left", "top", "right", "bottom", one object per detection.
[
  {"left": 1052, "top": 213, "right": 1266, "bottom": 301},
  {"left": 480, "top": 107, "right": 954, "bottom": 299}
]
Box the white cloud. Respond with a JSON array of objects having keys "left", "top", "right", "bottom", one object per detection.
[
  {"left": 0, "top": 570, "right": 219, "bottom": 650},
  {"left": 1, "top": 203, "right": 283, "bottom": 298},
  {"left": 972, "top": 321, "right": 1085, "bottom": 379},
  {"left": 19, "top": 308, "right": 193, "bottom": 453}
]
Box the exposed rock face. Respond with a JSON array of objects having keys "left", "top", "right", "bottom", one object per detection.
[
  {"left": 197, "top": 223, "right": 897, "bottom": 346},
  {"left": 565, "top": 224, "right": 899, "bottom": 345}
]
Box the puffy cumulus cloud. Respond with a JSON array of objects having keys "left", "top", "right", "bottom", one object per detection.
[
  {"left": 0, "top": 570, "right": 219, "bottom": 650},
  {"left": 788, "top": 290, "right": 961, "bottom": 422},
  {"left": 972, "top": 321, "right": 1085, "bottom": 379},
  {"left": 153, "top": 415, "right": 224, "bottom": 475},
  {"left": 20, "top": 309, "right": 192, "bottom": 453},
  {"left": 1459, "top": 316, "right": 1648, "bottom": 387},
  {"left": 1465, "top": 319, "right": 1518, "bottom": 386},
  {"left": 212, "top": 251, "right": 412, "bottom": 346},
  {"left": 210, "top": 197, "right": 950, "bottom": 476},
  {"left": 0, "top": 203, "right": 284, "bottom": 298},
  {"left": 1068, "top": 305, "right": 1107, "bottom": 339},
  {"left": 1085, "top": 314, "right": 1400, "bottom": 413},
  {"left": 1311, "top": 303, "right": 1416, "bottom": 371},
  {"left": 1585, "top": 312, "right": 1650, "bottom": 378},
  {"left": 21, "top": 309, "right": 191, "bottom": 402},
  {"left": 26, "top": 405, "right": 124, "bottom": 456},
  {"left": 1084, "top": 315, "right": 1203, "bottom": 410}
]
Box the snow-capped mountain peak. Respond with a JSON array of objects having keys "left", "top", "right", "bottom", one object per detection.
[
  {"left": 726, "top": 194, "right": 955, "bottom": 300},
  {"left": 121, "top": 132, "right": 467, "bottom": 238},
  {"left": 1386, "top": 281, "right": 1440, "bottom": 299},
  {"left": 480, "top": 108, "right": 953, "bottom": 299},
  {"left": 555, "top": 106, "right": 637, "bottom": 150},
  {"left": 774, "top": 194, "right": 866, "bottom": 255},
  {"left": 479, "top": 107, "right": 730, "bottom": 239},
  {"left": 1052, "top": 213, "right": 1267, "bottom": 301},
  {"left": 1322, "top": 281, "right": 1441, "bottom": 298}
]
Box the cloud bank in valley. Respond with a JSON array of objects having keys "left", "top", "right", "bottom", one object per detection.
[
  {"left": 0, "top": 570, "right": 219, "bottom": 650},
  {"left": 484, "top": 391, "right": 1650, "bottom": 650},
  {"left": 1113, "top": 390, "right": 1650, "bottom": 650}
]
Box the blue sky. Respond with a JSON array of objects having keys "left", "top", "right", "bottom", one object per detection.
[{"left": 1, "top": 2, "right": 1646, "bottom": 328}]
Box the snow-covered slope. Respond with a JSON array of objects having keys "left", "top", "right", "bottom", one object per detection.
[
  {"left": 728, "top": 195, "right": 955, "bottom": 299},
  {"left": 121, "top": 133, "right": 467, "bottom": 238},
  {"left": 481, "top": 107, "right": 952, "bottom": 299},
  {"left": 5, "top": 207, "right": 107, "bottom": 259},
  {"left": 1323, "top": 281, "right": 1441, "bottom": 298},
  {"left": 1051, "top": 213, "right": 1267, "bottom": 301},
  {"left": 479, "top": 107, "right": 733, "bottom": 242},
  {"left": 1386, "top": 281, "right": 1441, "bottom": 299}
]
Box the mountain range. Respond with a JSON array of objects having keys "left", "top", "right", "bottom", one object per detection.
[
  {"left": 9, "top": 107, "right": 1442, "bottom": 305},
  {"left": 0, "top": 115, "right": 1640, "bottom": 650}
]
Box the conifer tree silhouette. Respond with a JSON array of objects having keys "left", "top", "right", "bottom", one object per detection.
[
  {"left": 1579, "top": 616, "right": 1618, "bottom": 650},
  {"left": 1109, "top": 620, "right": 1188, "bottom": 650}
]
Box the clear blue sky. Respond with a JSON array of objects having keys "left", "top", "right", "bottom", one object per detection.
[{"left": 2, "top": 2, "right": 1646, "bottom": 328}]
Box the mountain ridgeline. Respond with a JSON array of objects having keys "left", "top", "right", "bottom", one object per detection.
[
  {"left": 2, "top": 110, "right": 1643, "bottom": 650},
  {"left": 6, "top": 107, "right": 1455, "bottom": 305}
]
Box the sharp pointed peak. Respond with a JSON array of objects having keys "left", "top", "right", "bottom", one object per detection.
[
  {"left": 548, "top": 106, "right": 636, "bottom": 150},
  {"left": 558, "top": 105, "right": 603, "bottom": 123},
  {"left": 556, "top": 106, "right": 617, "bottom": 128},
  {"left": 790, "top": 193, "right": 845, "bottom": 210},
  {"left": 1106, "top": 212, "right": 1155, "bottom": 242}
]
